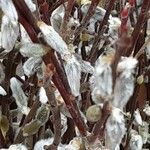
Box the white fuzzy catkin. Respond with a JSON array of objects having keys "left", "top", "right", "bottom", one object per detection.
[
  {"left": 23, "top": 57, "right": 42, "bottom": 77},
  {"left": 112, "top": 57, "right": 138, "bottom": 110},
  {"left": 60, "top": 113, "right": 68, "bottom": 136},
  {"left": 35, "top": 104, "right": 50, "bottom": 125},
  {"left": 0, "top": 0, "right": 18, "bottom": 24},
  {"left": 20, "top": 24, "right": 32, "bottom": 43},
  {"left": 75, "top": 55, "right": 94, "bottom": 74},
  {"left": 24, "top": 0, "right": 36, "bottom": 12},
  {"left": 20, "top": 43, "right": 49, "bottom": 57},
  {"left": 39, "top": 87, "right": 48, "bottom": 104},
  {"left": 90, "top": 55, "right": 113, "bottom": 104},
  {"left": 138, "top": 121, "right": 149, "bottom": 144},
  {"left": 81, "top": 2, "right": 107, "bottom": 33},
  {"left": 143, "top": 104, "right": 150, "bottom": 116},
  {"left": 133, "top": 109, "right": 143, "bottom": 126},
  {"left": 65, "top": 55, "right": 81, "bottom": 96},
  {"left": 50, "top": 4, "right": 65, "bottom": 32},
  {"left": 1, "top": 15, "right": 19, "bottom": 52},
  {"left": 34, "top": 138, "right": 54, "bottom": 150},
  {"left": 129, "top": 130, "right": 143, "bottom": 150},
  {"left": 105, "top": 108, "right": 126, "bottom": 150},
  {"left": 2, "top": 144, "right": 28, "bottom": 150},
  {"left": 10, "top": 77, "right": 30, "bottom": 115},
  {"left": 0, "top": 86, "right": 7, "bottom": 96},
  {"left": 37, "top": 21, "right": 70, "bottom": 57}
]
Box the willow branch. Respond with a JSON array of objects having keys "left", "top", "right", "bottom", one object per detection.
[
  {"left": 74, "top": 0, "right": 100, "bottom": 41},
  {"left": 87, "top": 0, "right": 116, "bottom": 64},
  {"left": 126, "top": 0, "right": 150, "bottom": 56},
  {"left": 44, "top": 77, "right": 61, "bottom": 150}
]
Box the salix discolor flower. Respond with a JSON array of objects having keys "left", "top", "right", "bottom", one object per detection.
[
  {"left": 1, "top": 15, "right": 19, "bottom": 52},
  {"left": 10, "top": 77, "right": 30, "bottom": 115},
  {"left": 112, "top": 57, "right": 138, "bottom": 110},
  {"left": 129, "top": 130, "right": 143, "bottom": 150},
  {"left": 23, "top": 57, "right": 43, "bottom": 77},
  {"left": 105, "top": 108, "right": 126, "bottom": 150},
  {"left": 0, "top": 86, "right": 7, "bottom": 96}
]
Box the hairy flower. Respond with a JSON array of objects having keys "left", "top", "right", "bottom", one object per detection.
[
  {"left": 112, "top": 57, "right": 138, "bottom": 109},
  {"left": 1, "top": 15, "right": 19, "bottom": 52},
  {"left": 65, "top": 55, "right": 81, "bottom": 96},
  {"left": 20, "top": 43, "right": 49, "bottom": 57},
  {"left": 0, "top": 86, "right": 7, "bottom": 96},
  {"left": 105, "top": 108, "right": 126, "bottom": 150},
  {"left": 129, "top": 130, "right": 143, "bottom": 150},
  {"left": 10, "top": 77, "right": 30, "bottom": 115},
  {"left": 39, "top": 87, "right": 48, "bottom": 104},
  {"left": 23, "top": 57, "right": 42, "bottom": 77},
  {"left": 37, "top": 21, "right": 70, "bottom": 57},
  {"left": 0, "top": 0, "right": 18, "bottom": 24},
  {"left": 24, "top": 0, "right": 36, "bottom": 12}
]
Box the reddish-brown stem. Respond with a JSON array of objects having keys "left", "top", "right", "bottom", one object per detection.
[
  {"left": 37, "top": 0, "right": 50, "bottom": 24},
  {"left": 44, "top": 80, "right": 61, "bottom": 150},
  {"left": 13, "top": 0, "right": 87, "bottom": 136},
  {"left": 74, "top": 0, "right": 100, "bottom": 41},
  {"left": 87, "top": 0, "right": 116, "bottom": 64},
  {"left": 126, "top": 0, "right": 150, "bottom": 56},
  {"left": 43, "top": 53, "right": 88, "bottom": 136},
  {"left": 87, "top": 102, "right": 111, "bottom": 143},
  {"left": 60, "top": 0, "right": 75, "bottom": 39}
]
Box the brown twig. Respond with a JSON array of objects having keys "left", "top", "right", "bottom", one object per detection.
[
  {"left": 14, "top": 100, "right": 41, "bottom": 143},
  {"left": 87, "top": 102, "right": 111, "bottom": 143},
  {"left": 12, "top": 0, "right": 88, "bottom": 136},
  {"left": 60, "top": 0, "right": 75, "bottom": 40},
  {"left": 126, "top": 0, "right": 150, "bottom": 56},
  {"left": 74, "top": 0, "right": 100, "bottom": 42},
  {"left": 87, "top": 0, "right": 116, "bottom": 64},
  {"left": 44, "top": 77, "right": 61, "bottom": 150}
]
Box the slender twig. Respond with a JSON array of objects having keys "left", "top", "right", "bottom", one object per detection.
[
  {"left": 126, "top": 0, "right": 150, "bottom": 56},
  {"left": 74, "top": 0, "right": 100, "bottom": 41},
  {"left": 60, "top": 0, "right": 75, "bottom": 40},
  {"left": 14, "top": 100, "right": 41, "bottom": 143},
  {"left": 44, "top": 77, "right": 61, "bottom": 150},
  {"left": 12, "top": 0, "right": 88, "bottom": 136},
  {"left": 87, "top": 102, "right": 111, "bottom": 143},
  {"left": 87, "top": 0, "right": 116, "bottom": 64},
  {"left": 135, "top": 36, "right": 150, "bottom": 59}
]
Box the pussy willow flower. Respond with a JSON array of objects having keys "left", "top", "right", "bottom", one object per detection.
[
  {"left": 0, "top": 0, "right": 18, "bottom": 24},
  {"left": 138, "top": 121, "right": 149, "bottom": 144},
  {"left": 90, "top": 52, "right": 113, "bottom": 104},
  {"left": 143, "top": 103, "right": 150, "bottom": 116},
  {"left": 10, "top": 77, "right": 30, "bottom": 115},
  {"left": 39, "top": 87, "right": 48, "bottom": 104},
  {"left": 112, "top": 57, "right": 138, "bottom": 110},
  {"left": 20, "top": 43, "right": 49, "bottom": 57},
  {"left": 1, "top": 15, "right": 19, "bottom": 52},
  {"left": 37, "top": 21, "right": 70, "bottom": 57},
  {"left": 133, "top": 109, "right": 143, "bottom": 126},
  {"left": 24, "top": 0, "right": 36, "bottom": 12},
  {"left": 64, "top": 55, "right": 81, "bottom": 96},
  {"left": 23, "top": 57, "right": 42, "bottom": 77},
  {"left": 20, "top": 24, "right": 32, "bottom": 43},
  {"left": 0, "top": 86, "right": 7, "bottom": 96},
  {"left": 105, "top": 108, "right": 126, "bottom": 150},
  {"left": 129, "top": 130, "right": 143, "bottom": 150},
  {"left": 23, "top": 120, "right": 42, "bottom": 137},
  {"left": 60, "top": 113, "right": 68, "bottom": 136},
  {"left": 35, "top": 104, "right": 50, "bottom": 125},
  {"left": 81, "top": 2, "right": 107, "bottom": 33},
  {"left": 34, "top": 138, "right": 54, "bottom": 150}
]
